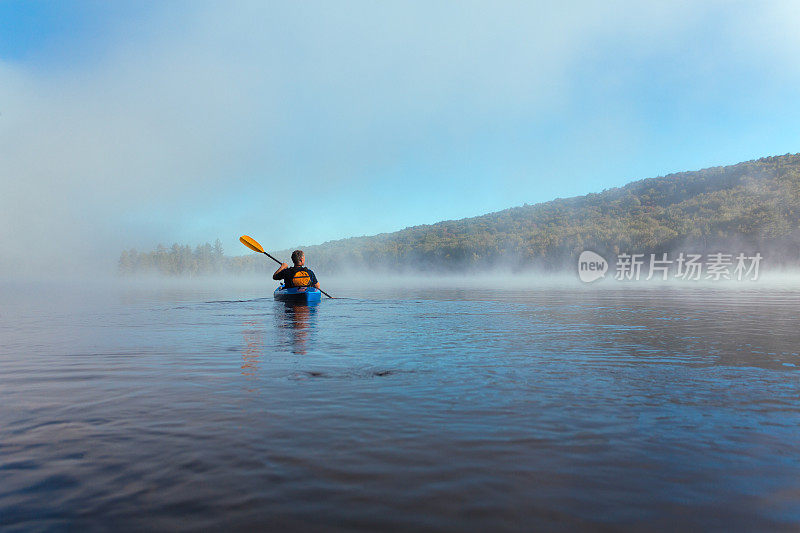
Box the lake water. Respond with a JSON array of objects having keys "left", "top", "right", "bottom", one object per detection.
[{"left": 1, "top": 279, "right": 799, "bottom": 531}]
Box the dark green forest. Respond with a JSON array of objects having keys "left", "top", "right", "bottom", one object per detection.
[{"left": 119, "top": 153, "right": 800, "bottom": 276}]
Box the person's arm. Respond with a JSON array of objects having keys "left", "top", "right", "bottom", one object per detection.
[
  {"left": 310, "top": 270, "right": 320, "bottom": 289},
  {"left": 272, "top": 263, "right": 288, "bottom": 280}
]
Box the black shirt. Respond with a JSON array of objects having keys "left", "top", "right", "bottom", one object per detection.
[{"left": 273, "top": 266, "right": 318, "bottom": 288}]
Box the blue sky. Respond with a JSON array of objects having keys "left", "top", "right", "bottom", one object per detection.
[{"left": 2, "top": 1, "right": 800, "bottom": 274}]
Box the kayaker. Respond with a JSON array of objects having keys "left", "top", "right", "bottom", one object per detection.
[{"left": 273, "top": 250, "right": 320, "bottom": 289}]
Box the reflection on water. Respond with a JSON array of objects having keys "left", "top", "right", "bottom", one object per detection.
[
  {"left": 240, "top": 320, "right": 263, "bottom": 377},
  {"left": 1, "top": 283, "right": 800, "bottom": 531},
  {"left": 274, "top": 301, "right": 318, "bottom": 355},
  {"left": 241, "top": 302, "right": 317, "bottom": 380}
]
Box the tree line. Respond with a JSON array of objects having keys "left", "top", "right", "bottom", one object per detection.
[{"left": 119, "top": 153, "right": 800, "bottom": 276}]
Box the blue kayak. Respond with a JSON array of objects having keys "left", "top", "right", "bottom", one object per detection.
[{"left": 274, "top": 285, "right": 322, "bottom": 303}]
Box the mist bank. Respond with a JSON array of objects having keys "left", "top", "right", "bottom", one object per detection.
[
  {"left": 119, "top": 153, "right": 800, "bottom": 277},
  {"left": 14, "top": 271, "right": 800, "bottom": 302}
]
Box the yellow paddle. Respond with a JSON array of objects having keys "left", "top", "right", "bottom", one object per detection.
[{"left": 239, "top": 235, "right": 334, "bottom": 298}]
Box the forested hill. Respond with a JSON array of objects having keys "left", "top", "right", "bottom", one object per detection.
[{"left": 119, "top": 153, "right": 800, "bottom": 275}]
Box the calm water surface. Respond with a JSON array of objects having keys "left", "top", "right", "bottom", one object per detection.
[{"left": 1, "top": 280, "right": 799, "bottom": 531}]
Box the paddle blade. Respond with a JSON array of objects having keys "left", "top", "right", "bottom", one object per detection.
[{"left": 239, "top": 235, "right": 264, "bottom": 254}]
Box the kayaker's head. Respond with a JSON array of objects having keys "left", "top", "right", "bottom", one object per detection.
[{"left": 291, "top": 250, "right": 305, "bottom": 266}]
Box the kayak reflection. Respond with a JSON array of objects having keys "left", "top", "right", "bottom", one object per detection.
[{"left": 277, "top": 301, "right": 318, "bottom": 355}]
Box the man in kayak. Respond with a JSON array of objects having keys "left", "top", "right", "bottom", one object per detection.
[{"left": 273, "top": 250, "right": 320, "bottom": 289}]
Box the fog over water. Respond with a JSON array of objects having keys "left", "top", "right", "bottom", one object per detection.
[
  {"left": 11, "top": 266, "right": 800, "bottom": 298},
  {"left": 4, "top": 2, "right": 800, "bottom": 530}
]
